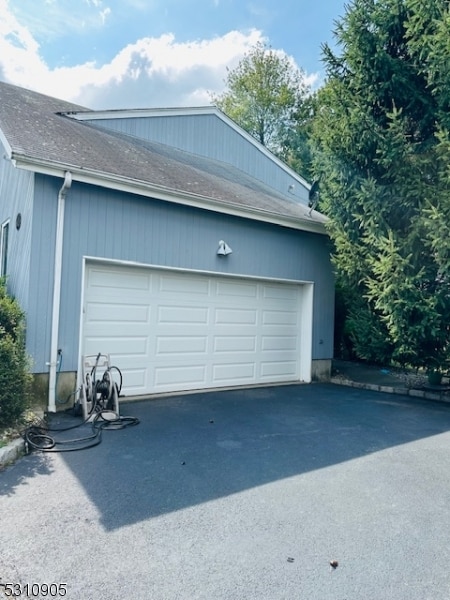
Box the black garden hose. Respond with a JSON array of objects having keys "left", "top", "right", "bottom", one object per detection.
[{"left": 23, "top": 410, "right": 139, "bottom": 453}]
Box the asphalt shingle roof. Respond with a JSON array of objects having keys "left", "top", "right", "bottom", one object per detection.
[{"left": 0, "top": 81, "right": 326, "bottom": 230}]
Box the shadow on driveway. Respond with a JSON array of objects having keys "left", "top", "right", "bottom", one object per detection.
[
  {"left": 0, "top": 452, "right": 53, "bottom": 497},
  {"left": 53, "top": 383, "right": 450, "bottom": 531}
]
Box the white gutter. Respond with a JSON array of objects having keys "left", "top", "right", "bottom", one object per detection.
[
  {"left": 48, "top": 171, "right": 72, "bottom": 413},
  {"left": 12, "top": 155, "right": 328, "bottom": 235}
]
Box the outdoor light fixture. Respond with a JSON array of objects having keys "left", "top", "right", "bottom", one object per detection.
[{"left": 217, "top": 240, "right": 233, "bottom": 256}]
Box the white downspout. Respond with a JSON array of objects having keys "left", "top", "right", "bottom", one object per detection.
[{"left": 48, "top": 171, "right": 72, "bottom": 413}]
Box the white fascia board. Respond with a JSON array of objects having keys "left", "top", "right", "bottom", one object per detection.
[
  {"left": 68, "top": 106, "right": 217, "bottom": 121},
  {"left": 66, "top": 105, "right": 312, "bottom": 191},
  {"left": 213, "top": 108, "right": 312, "bottom": 190},
  {"left": 12, "top": 153, "right": 328, "bottom": 235}
]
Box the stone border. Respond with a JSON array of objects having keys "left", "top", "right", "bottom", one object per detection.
[
  {"left": 0, "top": 437, "right": 25, "bottom": 469},
  {"left": 331, "top": 377, "right": 450, "bottom": 403}
]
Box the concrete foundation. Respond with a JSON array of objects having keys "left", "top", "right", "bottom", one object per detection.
[
  {"left": 311, "top": 359, "right": 332, "bottom": 382},
  {"left": 31, "top": 362, "right": 331, "bottom": 410},
  {"left": 31, "top": 371, "right": 78, "bottom": 410}
]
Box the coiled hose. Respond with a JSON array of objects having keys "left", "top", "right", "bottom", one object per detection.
[{"left": 23, "top": 410, "right": 139, "bottom": 453}]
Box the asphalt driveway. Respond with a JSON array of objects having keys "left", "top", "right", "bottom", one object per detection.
[{"left": 1, "top": 383, "right": 450, "bottom": 600}]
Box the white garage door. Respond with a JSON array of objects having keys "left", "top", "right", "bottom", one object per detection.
[{"left": 81, "top": 263, "right": 310, "bottom": 396}]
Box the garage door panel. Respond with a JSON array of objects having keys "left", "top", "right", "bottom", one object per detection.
[
  {"left": 260, "top": 350, "right": 300, "bottom": 363},
  {"left": 212, "top": 362, "right": 256, "bottom": 382},
  {"left": 214, "top": 308, "right": 257, "bottom": 325},
  {"left": 84, "top": 336, "right": 148, "bottom": 356},
  {"left": 117, "top": 368, "right": 148, "bottom": 393},
  {"left": 213, "top": 336, "right": 257, "bottom": 353},
  {"left": 261, "top": 336, "right": 298, "bottom": 351},
  {"left": 85, "top": 303, "right": 150, "bottom": 323},
  {"left": 154, "top": 364, "right": 207, "bottom": 387},
  {"left": 85, "top": 322, "right": 149, "bottom": 336},
  {"left": 88, "top": 268, "right": 151, "bottom": 291},
  {"left": 260, "top": 361, "right": 298, "bottom": 378},
  {"left": 82, "top": 265, "right": 305, "bottom": 395},
  {"left": 216, "top": 280, "right": 258, "bottom": 298},
  {"left": 159, "top": 274, "right": 210, "bottom": 295},
  {"left": 158, "top": 305, "right": 209, "bottom": 324},
  {"left": 262, "top": 310, "right": 298, "bottom": 325},
  {"left": 156, "top": 336, "right": 208, "bottom": 355},
  {"left": 263, "top": 284, "right": 299, "bottom": 300},
  {"left": 155, "top": 328, "right": 210, "bottom": 343}
]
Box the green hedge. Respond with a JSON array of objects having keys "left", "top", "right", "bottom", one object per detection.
[{"left": 0, "top": 278, "right": 32, "bottom": 429}]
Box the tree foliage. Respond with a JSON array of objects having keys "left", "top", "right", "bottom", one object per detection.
[
  {"left": 212, "top": 42, "right": 310, "bottom": 158},
  {"left": 312, "top": 0, "right": 450, "bottom": 369},
  {"left": 278, "top": 92, "right": 317, "bottom": 182}
]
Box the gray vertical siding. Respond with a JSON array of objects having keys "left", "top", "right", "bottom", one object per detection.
[
  {"left": 5, "top": 171, "right": 333, "bottom": 376},
  {"left": 0, "top": 153, "right": 34, "bottom": 313},
  {"left": 87, "top": 114, "right": 310, "bottom": 205},
  {"left": 26, "top": 175, "right": 58, "bottom": 372},
  {"left": 24, "top": 180, "right": 333, "bottom": 374}
]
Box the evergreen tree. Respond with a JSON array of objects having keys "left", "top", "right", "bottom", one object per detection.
[{"left": 312, "top": 0, "right": 450, "bottom": 368}]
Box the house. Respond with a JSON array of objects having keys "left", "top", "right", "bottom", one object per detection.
[{"left": 0, "top": 81, "right": 334, "bottom": 412}]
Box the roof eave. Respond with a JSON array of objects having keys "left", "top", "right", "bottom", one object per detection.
[{"left": 11, "top": 153, "right": 328, "bottom": 235}]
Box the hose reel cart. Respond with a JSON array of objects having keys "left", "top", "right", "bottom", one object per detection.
[
  {"left": 23, "top": 353, "right": 138, "bottom": 454},
  {"left": 79, "top": 353, "right": 122, "bottom": 420}
]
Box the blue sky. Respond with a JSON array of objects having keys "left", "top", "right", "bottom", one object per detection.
[{"left": 0, "top": 0, "right": 348, "bottom": 109}]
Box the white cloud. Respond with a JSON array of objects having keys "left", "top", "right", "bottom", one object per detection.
[
  {"left": 100, "top": 7, "right": 111, "bottom": 24},
  {"left": 3, "top": 0, "right": 112, "bottom": 41},
  {"left": 0, "top": 0, "right": 265, "bottom": 109},
  {"left": 74, "top": 30, "right": 267, "bottom": 108},
  {"left": 0, "top": 0, "right": 40, "bottom": 54},
  {"left": 85, "top": 0, "right": 111, "bottom": 23},
  {"left": 0, "top": 0, "right": 317, "bottom": 110}
]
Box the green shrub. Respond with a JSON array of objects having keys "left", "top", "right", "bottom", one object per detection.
[
  {"left": 0, "top": 283, "right": 24, "bottom": 342},
  {"left": 346, "top": 305, "right": 394, "bottom": 366},
  {"left": 334, "top": 276, "right": 394, "bottom": 366},
  {"left": 0, "top": 279, "right": 32, "bottom": 429}
]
